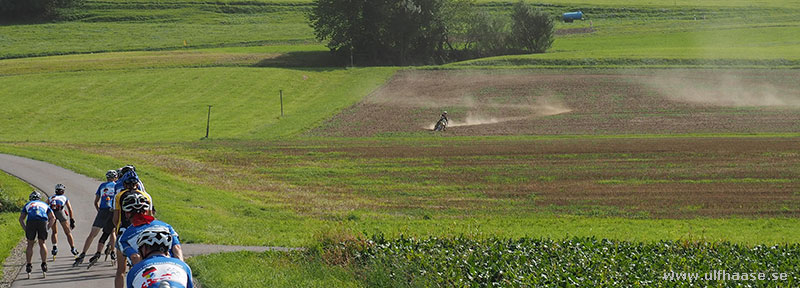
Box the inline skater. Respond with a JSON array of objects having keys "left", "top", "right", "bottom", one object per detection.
[
  {"left": 112, "top": 180, "right": 159, "bottom": 288},
  {"left": 19, "top": 191, "right": 55, "bottom": 279},
  {"left": 115, "top": 165, "right": 145, "bottom": 194},
  {"left": 116, "top": 193, "right": 182, "bottom": 288},
  {"left": 48, "top": 184, "right": 78, "bottom": 259},
  {"left": 75, "top": 170, "right": 119, "bottom": 268},
  {"left": 126, "top": 226, "right": 193, "bottom": 288}
]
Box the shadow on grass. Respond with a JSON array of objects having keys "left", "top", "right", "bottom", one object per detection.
[{"left": 253, "top": 51, "right": 347, "bottom": 69}]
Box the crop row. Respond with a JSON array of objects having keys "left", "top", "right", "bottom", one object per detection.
[{"left": 328, "top": 235, "right": 800, "bottom": 287}]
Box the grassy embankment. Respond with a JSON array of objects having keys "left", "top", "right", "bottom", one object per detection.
[{"left": 0, "top": 171, "right": 35, "bottom": 279}]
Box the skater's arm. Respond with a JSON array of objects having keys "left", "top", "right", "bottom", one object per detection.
[
  {"left": 18, "top": 212, "right": 25, "bottom": 231},
  {"left": 66, "top": 201, "right": 74, "bottom": 221},
  {"left": 172, "top": 244, "right": 184, "bottom": 261},
  {"left": 47, "top": 211, "right": 56, "bottom": 228},
  {"left": 130, "top": 253, "right": 142, "bottom": 265}
]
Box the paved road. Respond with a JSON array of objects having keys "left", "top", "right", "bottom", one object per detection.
[{"left": 1, "top": 153, "right": 294, "bottom": 287}]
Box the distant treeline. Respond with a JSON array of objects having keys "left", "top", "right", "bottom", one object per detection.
[
  {"left": 308, "top": 0, "right": 555, "bottom": 66},
  {"left": 0, "top": 0, "right": 82, "bottom": 19}
]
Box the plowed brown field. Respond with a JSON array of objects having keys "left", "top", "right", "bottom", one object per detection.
[{"left": 312, "top": 69, "right": 800, "bottom": 136}]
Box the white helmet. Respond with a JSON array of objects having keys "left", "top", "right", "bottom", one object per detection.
[
  {"left": 29, "top": 191, "right": 41, "bottom": 201},
  {"left": 137, "top": 226, "right": 172, "bottom": 252},
  {"left": 121, "top": 193, "right": 151, "bottom": 213},
  {"left": 106, "top": 170, "right": 118, "bottom": 179},
  {"left": 54, "top": 184, "right": 66, "bottom": 194}
]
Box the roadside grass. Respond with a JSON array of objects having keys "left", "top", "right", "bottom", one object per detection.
[
  {"left": 0, "top": 170, "right": 34, "bottom": 280},
  {"left": 187, "top": 251, "right": 361, "bottom": 288},
  {"left": 0, "top": 67, "right": 396, "bottom": 142}
]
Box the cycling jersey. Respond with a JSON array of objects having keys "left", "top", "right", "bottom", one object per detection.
[
  {"left": 96, "top": 181, "right": 117, "bottom": 210},
  {"left": 127, "top": 255, "right": 193, "bottom": 288},
  {"left": 118, "top": 220, "right": 180, "bottom": 260},
  {"left": 48, "top": 195, "right": 69, "bottom": 211},
  {"left": 21, "top": 201, "right": 52, "bottom": 221}
]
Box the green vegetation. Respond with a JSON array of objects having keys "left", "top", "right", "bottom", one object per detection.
[
  {"left": 0, "top": 170, "right": 34, "bottom": 279},
  {"left": 0, "top": 67, "right": 395, "bottom": 142},
  {"left": 2, "top": 136, "right": 799, "bottom": 247},
  {"left": 342, "top": 235, "right": 800, "bottom": 286},
  {"left": 1, "top": 0, "right": 799, "bottom": 286},
  {"left": 188, "top": 251, "right": 360, "bottom": 288}
]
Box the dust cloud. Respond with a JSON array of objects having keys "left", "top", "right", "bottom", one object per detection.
[{"left": 639, "top": 71, "right": 800, "bottom": 107}]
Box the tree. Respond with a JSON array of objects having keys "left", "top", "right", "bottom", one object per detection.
[
  {"left": 510, "top": 1, "right": 554, "bottom": 53},
  {"left": 308, "top": 0, "right": 450, "bottom": 65},
  {"left": 0, "top": 0, "right": 81, "bottom": 19}
]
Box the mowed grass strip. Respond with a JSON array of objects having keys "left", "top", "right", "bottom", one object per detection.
[
  {"left": 452, "top": 25, "right": 800, "bottom": 68},
  {"left": 0, "top": 67, "right": 396, "bottom": 142},
  {"left": 0, "top": 45, "right": 328, "bottom": 76},
  {"left": 0, "top": 170, "right": 35, "bottom": 279}
]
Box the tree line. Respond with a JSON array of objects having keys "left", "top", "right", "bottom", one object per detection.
[
  {"left": 308, "top": 0, "right": 555, "bottom": 66},
  {"left": 0, "top": 0, "right": 82, "bottom": 19}
]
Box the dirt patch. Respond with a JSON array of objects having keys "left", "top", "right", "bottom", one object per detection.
[{"left": 310, "top": 70, "right": 800, "bottom": 137}]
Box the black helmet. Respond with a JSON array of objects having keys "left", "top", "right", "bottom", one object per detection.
[
  {"left": 123, "top": 176, "right": 140, "bottom": 186},
  {"left": 106, "top": 170, "right": 118, "bottom": 179},
  {"left": 29, "top": 191, "right": 41, "bottom": 201}
]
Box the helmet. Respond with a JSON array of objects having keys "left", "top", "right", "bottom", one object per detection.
[
  {"left": 106, "top": 170, "right": 118, "bottom": 179},
  {"left": 443, "top": 111, "right": 447, "bottom": 114},
  {"left": 55, "top": 184, "right": 66, "bottom": 194},
  {"left": 121, "top": 193, "right": 151, "bottom": 213},
  {"left": 136, "top": 226, "right": 172, "bottom": 253},
  {"left": 119, "top": 165, "right": 136, "bottom": 176},
  {"left": 123, "top": 176, "right": 140, "bottom": 186},
  {"left": 29, "top": 191, "right": 41, "bottom": 201}
]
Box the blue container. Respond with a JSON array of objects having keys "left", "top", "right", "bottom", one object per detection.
[{"left": 562, "top": 11, "right": 583, "bottom": 22}]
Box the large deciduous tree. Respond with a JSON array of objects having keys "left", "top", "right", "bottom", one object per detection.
[{"left": 510, "top": 0, "right": 554, "bottom": 53}]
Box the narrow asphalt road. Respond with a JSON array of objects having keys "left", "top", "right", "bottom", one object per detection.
[{"left": 1, "top": 153, "right": 296, "bottom": 288}]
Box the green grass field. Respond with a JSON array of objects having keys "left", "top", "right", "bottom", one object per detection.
[
  {"left": 1, "top": 0, "right": 799, "bottom": 286},
  {"left": 0, "top": 170, "right": 35, "bottom": 280}
]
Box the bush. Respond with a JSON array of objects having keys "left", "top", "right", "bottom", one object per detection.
[
  {"left": 510, "top": 0, "right": 555, "bottom": 53},
  {"left": 0, "top": 188, "right": 24, "bottom": 213}
]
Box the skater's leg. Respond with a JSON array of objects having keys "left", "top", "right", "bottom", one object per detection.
[
  {"left": 37, "top": 239, "right": 47, "bottom": 264},
  {"left": 25, "top": 240, "right": 34, "bottom": 264},
  {"left": 114, "top": 250, "right": 126, "bottom": 288},
  {"left": 50, "top": 222, "right": 58, "bottom": 247},
  {"left": 60, "top": 220, "right": 76, "bottom": 249},
  {"left": 81, "top": 226, "right": 101, "bottom": 254}
]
